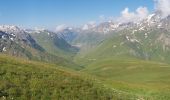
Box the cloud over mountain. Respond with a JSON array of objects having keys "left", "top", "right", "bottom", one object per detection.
[
  {"left": 118, "top": 7, "right": 149, "bottom": 23},
  {"left": 154, "top": 0, "right": 170, "bottom": 18},
  {"left": 56, "top": 24, "right": 68, "bottom": 32},
  {"left": 116, "top": 0, "right": 170, "bottom": 23},
  {"left": 82, "top": 21, "right": 96, "bottom": 30}
]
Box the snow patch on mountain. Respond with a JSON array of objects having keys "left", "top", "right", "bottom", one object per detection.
[{"left": 2, "top": 47, "right": 6, "bottom": 52}]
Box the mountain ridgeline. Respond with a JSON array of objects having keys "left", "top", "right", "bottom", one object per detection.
[
  {"left": 71, "top": 12, "right": 170, "bottom": 64},
  {"left": 1, "top": 12, "right": 170, "bottom": 71},
  {"left": 0, "top": 25, "right": 81, "bottom": 70}
]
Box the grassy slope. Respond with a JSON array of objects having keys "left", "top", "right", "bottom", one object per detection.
[
  {"left": 0, "top": 54, "right": 140, "bottom": 100},
  {"left": 73, "top": 29, "right": 170, "bottom": 99},
  {"left": 31, "top": 32, "right": 77, "bottom": 60},
  {"left": 81, "top": 57, "right": 170, "bottom": 100},
  {"left": 79, "top": 29, "right": 170, "bottom": 64}
]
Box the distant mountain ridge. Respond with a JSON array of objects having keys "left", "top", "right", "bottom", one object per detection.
[
  {"left": 0, "top": 25, "right": 81, "bottom": 70},
  {"left": 76, "top": 12, "right": 170, "bottom": 64},
  {"left": 2, "top": 11, "right": 170, "bottom": 65}
]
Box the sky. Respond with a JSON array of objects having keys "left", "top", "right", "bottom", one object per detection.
[{"left": 0, "top": 0, "right": 155, "bottom": 29}]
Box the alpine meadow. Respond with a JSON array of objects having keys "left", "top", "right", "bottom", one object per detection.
[{"left": 1, "top": 0, "right": 170, "bottom": 100}]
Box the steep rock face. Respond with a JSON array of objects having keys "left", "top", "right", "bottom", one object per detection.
[
  {"left": 0, "top": 25, "right": 45, "bottom": 59},
  {"left": 0, "top": 26, "right": 81, "bottom": 69}
]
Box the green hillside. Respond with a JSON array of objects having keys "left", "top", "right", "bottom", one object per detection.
[
  {"left": 0, "top": 54, "right": 140, "bottom": 100},
  {"left": 77, "top": 29, "right": 170, "bottom": 64},
  {"left": 30, "top": 31, "right": 78, "bottom": 60},
  {"left": 72, "top": 28, "right": 170, "bottom": 100},
  {"left": 81, "top": 57, "right": 170, "bottom": 100},
  {"left": 73, "top": 29, "right": 170, "bottom": 99}
]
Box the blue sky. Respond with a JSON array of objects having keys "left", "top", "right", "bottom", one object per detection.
[{"left": 0, "top": 0, "right": 154, "bottom": 28}]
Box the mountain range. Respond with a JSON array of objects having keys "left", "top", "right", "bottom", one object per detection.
[
  {"left": 2, "top": 9, "right": 170, "bottom": 100},
  {"left": 69, "top": 12, "right": 170, "bottom": 64},
  {"left": 1, "top": 11, "right": 170, "bottom": 65}
]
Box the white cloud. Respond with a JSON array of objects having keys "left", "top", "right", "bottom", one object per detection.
[
  {"left": 120, "top": 8, "right": 136, "bottom": 22},
  {"left": 82, "top": 21, "right": 96, "bottom": 30},
  {"left": 82, "top": 24, "right": 89, "bottom": 30},
  {"left": 88, "top": 21, "right": 96, "bottom": 27},
  {"left": 55, "top": 24, "right": 67, "bottom": 32},
  {"left": 136, "top": 7, "right": 149, "bottom": 19},
  {"left": 118, "top": 7, "right": 149, "bottom": 23},
  {"left": 154, "top": 0, "right": 170, "bottom": 18}
]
